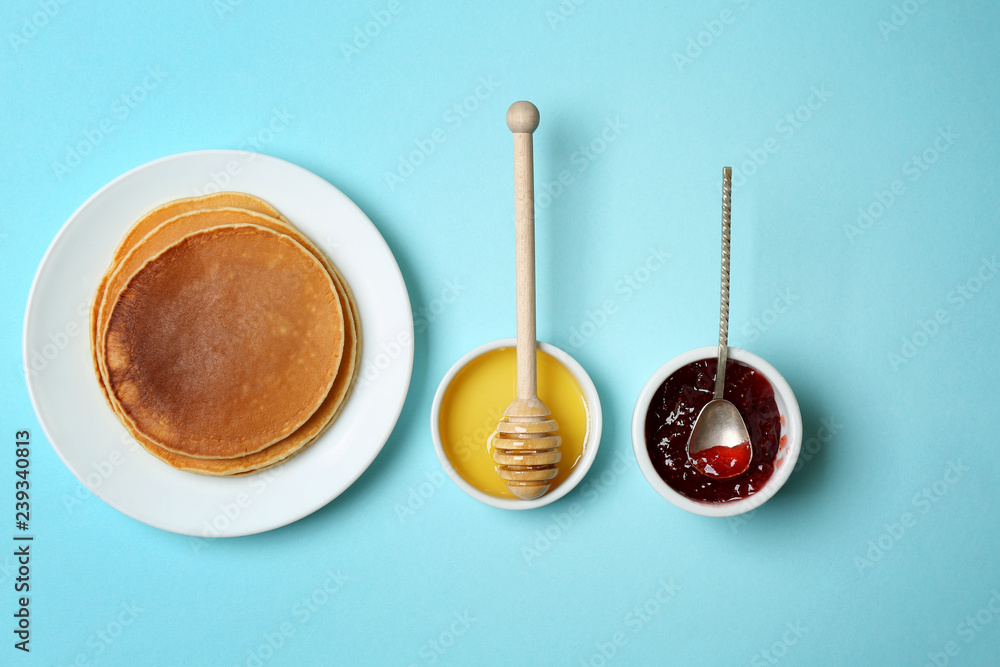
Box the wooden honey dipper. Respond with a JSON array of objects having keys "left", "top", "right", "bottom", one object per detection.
[{"left": 491, "top": 101, "right": 562, "bottom": 501}]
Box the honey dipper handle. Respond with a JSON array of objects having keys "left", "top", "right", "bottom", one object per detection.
[{"left": 507, "top": 101, "right": 541, "bottom": 400}]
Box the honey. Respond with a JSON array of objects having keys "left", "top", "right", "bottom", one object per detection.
[{"left": 438, "top": 347, "right": 589, "bottom": 499}]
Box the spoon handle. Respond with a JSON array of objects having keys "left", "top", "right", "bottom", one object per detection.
[
  {"left": 508, "top": 101, "right": 541, "bottom": 400},
  {"left": 714, "top": 166, "right": 733, "bottom": 400}
]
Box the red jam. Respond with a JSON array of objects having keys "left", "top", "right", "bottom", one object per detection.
[
  {"left": 691, "top": 443, "right": 752, "bottom": 479},
  {"left": 644, "top": 358, "right": 781, "bottom": 503}
]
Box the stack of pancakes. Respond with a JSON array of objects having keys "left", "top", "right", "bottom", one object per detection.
[{"left": 89, "top": 192, "right": 359, "bottom": 476}]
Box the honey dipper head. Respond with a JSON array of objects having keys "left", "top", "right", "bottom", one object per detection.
[{"left": 493, "top": 397, "right": 561, "bottom": 500}]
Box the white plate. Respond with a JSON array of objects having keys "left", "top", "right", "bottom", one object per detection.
[{"left": 23, "top": 150, "right": 413, "bottom": 537}]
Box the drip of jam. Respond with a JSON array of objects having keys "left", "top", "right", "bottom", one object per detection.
[{"left": 644, "top": 358, "right": 781, "bottom": 503}]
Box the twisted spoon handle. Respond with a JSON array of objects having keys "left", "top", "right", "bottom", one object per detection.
[{"left": 714, "top": 166, "right": 732, "bottom": 400}]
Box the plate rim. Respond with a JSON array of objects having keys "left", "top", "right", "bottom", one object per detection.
[{"left": 22, "top": 149, "right": 414, "bottom": 537}]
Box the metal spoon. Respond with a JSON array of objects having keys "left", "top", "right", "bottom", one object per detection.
[{"left": 687, "top": 167, "right": 752, "bottom": 480}]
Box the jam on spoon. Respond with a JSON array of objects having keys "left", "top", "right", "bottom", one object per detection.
[{"left": 690, "top": 442, "right": 752, "bottom": 479}]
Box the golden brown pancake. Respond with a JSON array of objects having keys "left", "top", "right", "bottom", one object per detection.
[
  {"left": 96, "top": 208, "right": 339, "bottom": 397},
  {"left": 118, "top": 307, "right": 359, "bottom": 475},
  {"left": 90, "top": 194, "right": 362, "bottom": 475},
  {"left": 125, "top": 419, "right": 321, "bottom": 475},
  {"left": 112, "top": 192, "right": 288, "bottom": 263},
  {"left": 93, "top": 208, "right": 360, "bottom": 454},
  {"left": 95, "top": 208, "right": 357, "bottom": 407},
  {"left": 104, "top": 224, "right": 344, "bottom": 459},
  {"left": 90, "top": 193, "right": 287, "bottom": 407},
  {"left": 138, "top": 298, "right": 358, "bottom": 475},
  {"left": 108, "top": 289, "right": 358, "bottom": 475}
]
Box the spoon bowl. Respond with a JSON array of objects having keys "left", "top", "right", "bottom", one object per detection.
[{"left": 688, "top": 398, "right": 751, "bottom": 479}]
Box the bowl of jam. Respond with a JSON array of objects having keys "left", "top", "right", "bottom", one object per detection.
[
  {"left": 431, "top": 338, "right": 602, "bottom": 510},
  {"left": 631, "top": 346, "right": 801, "bottom": 517}
]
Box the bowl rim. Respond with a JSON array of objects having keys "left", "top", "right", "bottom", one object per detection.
[
  {"left": 631, "top": 346, "right": 802, "bottom": 517},
  {"left": 431, "top": 338, "right": 603, "bottom": 510}
]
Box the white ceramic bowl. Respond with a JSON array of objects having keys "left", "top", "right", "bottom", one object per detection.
[
  {"left": 632, "top": 346, "right": 801, "bottom": 517},
  {"left": 431, "top": 338, "right": 602, "bottom": 510}
]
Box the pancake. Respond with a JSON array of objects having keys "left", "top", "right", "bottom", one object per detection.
[
  {"left": 90, "top": 193, "right": 287, "bottom": 407},
  {"left": 95, "top": 208, "right": 346, "bottom": 405},
  {"left": 137, "top": 279, "right": 361, "bottom": 475},
  {"left": 116, "top": 305, "right": 359, "bottom": 475},
  {"left": 93, "top": 208, "right": 360, "bottom": 462},
  {"left": 105, "top": 283, "right": 359, "bottom": 476},
  {"left": 90, "top": 194, "right": 362, "bottom": 475},
  {"left": 112, "top": 192, "right": 288, "bottom": 263},
  {"left": 127, "top": 418, "right": 321, "bottom": 475},
  {"left": 104, "top": 224, "right": 344, "bottom": 459}
]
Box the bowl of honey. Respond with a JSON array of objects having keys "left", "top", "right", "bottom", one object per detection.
[
  {"left": 431, "top": 338, "right": 602, "bottom": 510},
  {"left": 632, "top": 346, "right": 801, "bottom": 517}
]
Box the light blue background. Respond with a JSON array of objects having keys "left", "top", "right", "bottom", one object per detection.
[{"left": 2, "top": 1, "right": 999, "bottom": 665}]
